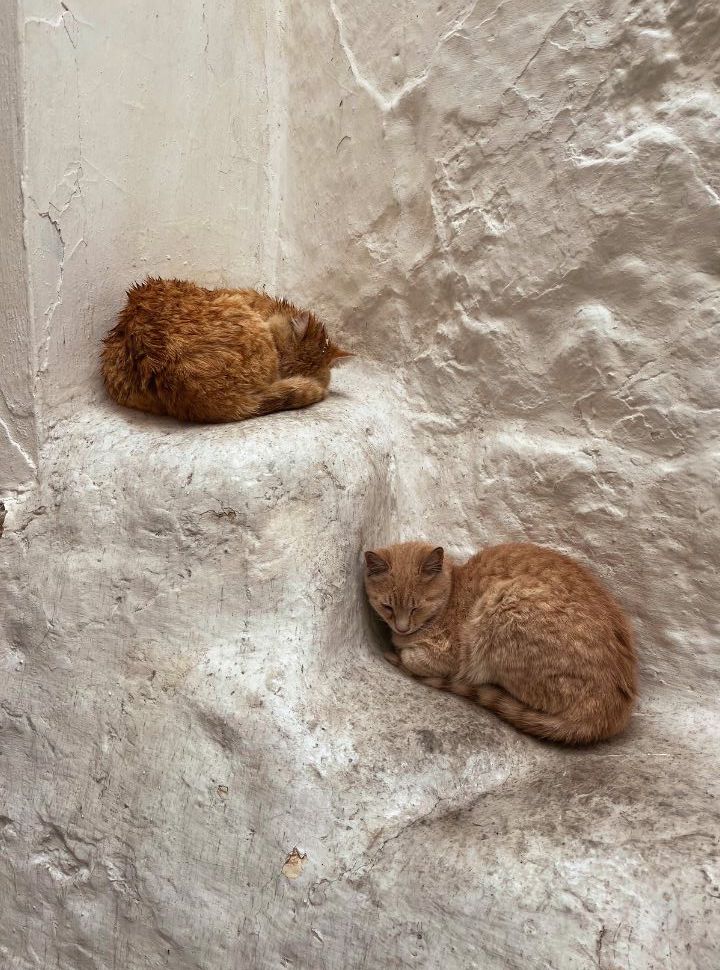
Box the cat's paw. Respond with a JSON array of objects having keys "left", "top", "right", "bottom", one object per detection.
[
  {"left": 422, "top": 676, "right": 448, "bottom": 690},
  {"left": 381, "top": 649, "right": 400, "bottom": 667},
  {"left": 298, "top": 379, "right": 327, "bottom": 407}
]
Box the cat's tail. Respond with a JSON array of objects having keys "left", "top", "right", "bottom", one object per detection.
[
  {"left": 433, "top": 680, "right": 633, "bottom": 745},
  {"left": 251, "top": 376, "right": 327, "bottom": 416}
]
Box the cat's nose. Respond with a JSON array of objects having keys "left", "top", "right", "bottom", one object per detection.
[{"left": 395, "top": 617, "right": 411, "bottom": 633}]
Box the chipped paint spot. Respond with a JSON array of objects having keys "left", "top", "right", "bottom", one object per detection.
[{"left": 282, "top": 847, "right": 307, "bottom": 880}]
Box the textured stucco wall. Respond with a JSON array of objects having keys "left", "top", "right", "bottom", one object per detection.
[
  {"left": 21, "top": 0, "right": 284, "bottom": 415},
  {"left": 0, "top": 2, "right": 37, "bottom": 493},
  {"left": 2, "top": 2, "right": 720, "bottom": 969},
  {"left": 278, "top": 0, "right": 720, "bottom": 685}
]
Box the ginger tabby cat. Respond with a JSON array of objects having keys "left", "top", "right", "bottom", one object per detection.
[
  {"left": 364, "top": 542, "right": 637, "bottom": 745},
  {"left": 102, "top": 278, "right": 351, "bottom": 422}
]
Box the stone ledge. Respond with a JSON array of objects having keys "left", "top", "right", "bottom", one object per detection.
[{"left": 1, "top": 362, "right": 718, "bottom": 969}]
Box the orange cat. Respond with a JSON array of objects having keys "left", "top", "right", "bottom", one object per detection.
[
  {"left": 101, "top": 278, "right": 351, "bottom": 422},
  {"left": 364, "top": 542, "right": 637, "bottom": 745}
]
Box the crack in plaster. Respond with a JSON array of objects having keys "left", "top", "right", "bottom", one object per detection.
[
  {"left": 35, "top": 213, "right": 64, "bottom": 383},
  {"left": 24, "top": 14, "right": 65, "bottom": 30},
  {"left": 264, "top": 0, "right": 288, "bottom": 290},
  {"left": 332, "top": 0, "right": 573, "bottom": 116},
  {"left": 202, "top": 2, "right": 210, "bottom": 55},
  {"left": 24, "top": 3, "right": 87, "bottom": 391},
  {"left": 0, "top": 382, "right": 30, "bottom": 422},
  {"left": 512, "top": 6, "right": 579, "bottom": 89},
  {"left": 33, "top": 167, "right": 83, "bottom": 381},
  {"left": 25, "top": 3, "right": 90, "bottom": 33},
  {"left": 0, "top": 415, "right": 37, "bottom": 477},
  {"left": 329, "top": 0, "right": 509, "bottom": 112}
]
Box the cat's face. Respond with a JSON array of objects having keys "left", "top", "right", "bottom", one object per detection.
[
  {"left": 273, "top": 312, "right": 352, "bottom": 381},
  {"left": 364, "top": 542, "right": 452, "bottom": 636}
]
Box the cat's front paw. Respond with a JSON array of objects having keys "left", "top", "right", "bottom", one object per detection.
[{"left": 381, "top": 649, "right": 400, "bottom": 667}]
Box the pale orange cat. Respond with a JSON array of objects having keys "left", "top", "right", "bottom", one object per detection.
[
  {"left": 101, "top": 278, "right": 351, "bottom": 422},
  {"left": 364, "top": 542, "right": 637, "bottom": 744}
]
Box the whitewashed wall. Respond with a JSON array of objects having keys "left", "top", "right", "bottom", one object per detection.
[
  {"left": 277, "top": 0, "right": 720, "bottom": 682},
  {"left": 1, "top": 2, "right": 719, "bottom": 969},
  {"left": 0, "top": 2, "right": 37, "bottom": 492},
  {"left": 20, "top": 0, "right": 283, "bottom": 417}
]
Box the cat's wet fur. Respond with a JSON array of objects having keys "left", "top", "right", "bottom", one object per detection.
[{"left": 102, "top": 278, "right": 351, "bottom": 422}]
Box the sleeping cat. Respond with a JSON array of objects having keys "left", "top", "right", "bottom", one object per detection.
[
  {"left": 101, "top": 278, "right": 351, "bottom": 422},
  {"left": 364, "top": 541, "right": 637, "bottom": 744}
]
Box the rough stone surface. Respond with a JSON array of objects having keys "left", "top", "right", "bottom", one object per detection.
[
  {"left": 2, "top": 1, "right": 720, "bottom": 968},
  {"left": 3, "top": 363, "right": 719, "bottom": 970},
  {"left": 279, "top": 0, "right": 720, "bottom": 682}
]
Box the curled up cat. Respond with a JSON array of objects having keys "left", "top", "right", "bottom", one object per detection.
[
  {"left": 101, "top": 278, "right": 352, "bottom": 422},
  {"left": 364, "top": 541, "right": 638, "bottom": 745}
]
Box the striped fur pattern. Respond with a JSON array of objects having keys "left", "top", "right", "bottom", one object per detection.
[
  {"left": 365, "top": 542, "right": 638, "bottom": 745},
  {"left": 101, "top": 278, "right": 351, "bottom": 422}
]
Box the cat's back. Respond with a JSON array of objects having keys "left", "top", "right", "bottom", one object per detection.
[
  {"left": 126, "top": 276, "right": 203, "bottom": 316},
  {"left": 466, "top": 541, "right": 597, "bottom": 584},
  {"left": 451, "top": 544, "right": 637, "bottom": 742},
  {"left": 460, "top": 542, "right": 635, "bottom": 668},
  {"left": 461, "top": 542, "right": 631, "bottom": 630},
  {"left": 103, "top": 277, "right": 271, "bottom": 371},
  {"left": 101, "top": 278, "right": 277, "bottom": 414},
  {"left": 120, "top": 278, "right": 262, "bottom": 335}
]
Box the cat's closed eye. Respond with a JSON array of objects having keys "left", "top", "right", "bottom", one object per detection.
[{"left": 381, "top": 603, "right": 394, "bottom": 613}]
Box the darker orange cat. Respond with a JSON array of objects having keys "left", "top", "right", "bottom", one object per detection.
[
  {"left": 101, "top": 278, "right": 351, "bottom": 422},
  {"left": 364, "top": 542, "right": 637, "bottom": 745}
]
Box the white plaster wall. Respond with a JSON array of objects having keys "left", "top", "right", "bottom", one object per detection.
[
  {"left": 278, "top": 0, "right": 720, "bottom": 686},
  {"left": 2, "top": 2, "right": 720, "bottom": 968},
  {"left": 0, "top": 2, "right": 37, "bottom": 492},
  {"left": 21, "top": 0, "right": 284, "bottom": 416}
]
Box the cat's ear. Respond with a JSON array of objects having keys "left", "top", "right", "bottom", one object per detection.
[
  {"left": 421, "top": 547, "right": 444, "bottom": 576},
  {"left": 329, "top": 346, "right": 354, "bottom": 365},
  {"left": 290, "top": 312, "right": 310, "bottom": 340},
  {"left": 365, "top": 551, "right": 389, "bottom": 576}
]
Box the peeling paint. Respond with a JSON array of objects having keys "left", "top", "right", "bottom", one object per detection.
[
  {"left": 33, "top": 165, "right": 84, "bottom": 381},
  {"left": 282, "top": 847, "right": 307, "bottom": 879}
]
